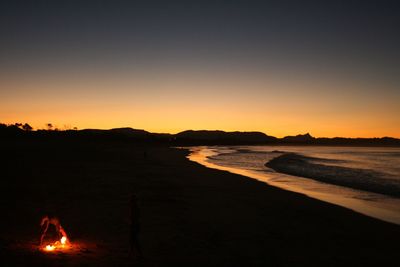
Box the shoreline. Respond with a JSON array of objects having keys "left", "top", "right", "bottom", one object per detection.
[
  {"left": 186, "top": 146, "right": 400, "bottom": 225},
  {"left": 1, "top": 139, "right": 399, "bottom": 266}
]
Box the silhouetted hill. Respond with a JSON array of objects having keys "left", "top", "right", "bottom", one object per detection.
[
  {"left": 175, "top": 130, "right": 277, "bottom": 145},
  {"left": 75, "top": 128, "right": 159, "bottom": 142},
  {"left": 109, "top": 127, "right": 150, "bottom": 136},
  {"left": 1, "top": 123, "right": 399, "bottom": 146},
  {"left": 282, "top": 133, "right": 315, "bottom": 143}
]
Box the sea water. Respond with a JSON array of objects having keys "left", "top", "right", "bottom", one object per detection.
[{"left": 187, "top": 146, "right": 400, "bottom": 225}]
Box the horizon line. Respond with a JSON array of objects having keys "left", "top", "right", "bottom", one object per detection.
[{"left": 2, "top": 122, "right": 399, "bottom": 139}]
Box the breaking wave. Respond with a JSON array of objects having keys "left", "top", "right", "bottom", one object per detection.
[{"left": 265, "top": 153, "right": 400, "bottom": 197}]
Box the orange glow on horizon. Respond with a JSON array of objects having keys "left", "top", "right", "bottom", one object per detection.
[
  {"left": 1, "top": 70, "right": 399, "bottom": 138},
  {"left": 1, "top": 117, "right": 399, "bottom": 138}
]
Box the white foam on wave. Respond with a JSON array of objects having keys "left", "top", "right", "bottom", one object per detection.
[{"left": 266, "top": 152, "right": 400, "bottom": 197}]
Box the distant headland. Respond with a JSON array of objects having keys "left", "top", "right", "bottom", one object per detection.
[{"left": 1, "top": 123, "right": 399, "bottom": 146}]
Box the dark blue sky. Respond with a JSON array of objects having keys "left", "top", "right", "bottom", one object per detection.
[{"left": 2, "top": 1, "right": 399, "bottom": 75}]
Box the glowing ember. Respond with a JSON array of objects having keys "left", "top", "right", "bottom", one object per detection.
[{"left": 61, "top": 236, "right": 67, "bottom": 245}]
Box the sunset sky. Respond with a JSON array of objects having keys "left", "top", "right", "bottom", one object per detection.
[{"left": 1, "top": 1, "right": 399, "bottom": 137}]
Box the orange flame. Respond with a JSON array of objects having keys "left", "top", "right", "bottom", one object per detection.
[
  {"left": 43, "top": 236, "right": 69, "bottom": 252},
  {"left": 45, "top": 245, "right": 55, "bottom": 251}
]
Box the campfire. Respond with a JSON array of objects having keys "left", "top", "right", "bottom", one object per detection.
[
  {"left": 44, "top": 236, "right": 69, "bottom": 251},
  {"left": 40, "top": 215, "right": 71, "bottom": 252}
]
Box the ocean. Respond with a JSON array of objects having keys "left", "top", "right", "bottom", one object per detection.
[{"left": 187, "top": 146, "right": 400, "bottom": 224}]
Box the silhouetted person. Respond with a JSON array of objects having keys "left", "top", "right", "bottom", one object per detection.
[
  {"left": 130, "top": 194, "right": 142, "bottom": 258},
  {"left": 40, "top": 215, "right": 67, "bottom": 245}
]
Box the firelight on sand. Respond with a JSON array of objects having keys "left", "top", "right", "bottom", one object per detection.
[{"left": 43, "top": 236, "right": 69, "bottom": 252}]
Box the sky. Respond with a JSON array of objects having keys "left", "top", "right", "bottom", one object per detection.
[{"left": 1, "top": 0, "right": 399, "bottom": 137}]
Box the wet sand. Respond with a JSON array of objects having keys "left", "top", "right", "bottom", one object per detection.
[{"left": 0, "top": 138, "right": 399, "bottom": 266}]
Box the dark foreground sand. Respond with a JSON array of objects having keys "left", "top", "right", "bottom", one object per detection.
[{"left": 0, "top": 138, "right": 399, "bottom": 266}]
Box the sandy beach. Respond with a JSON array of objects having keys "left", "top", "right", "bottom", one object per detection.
[{"left": 1, "top": 137, "right": 399, "bottom": 266}]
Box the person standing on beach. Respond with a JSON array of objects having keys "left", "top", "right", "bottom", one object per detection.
[{"left": 130, "top": 194, "right": 142, "bottom": 258}]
